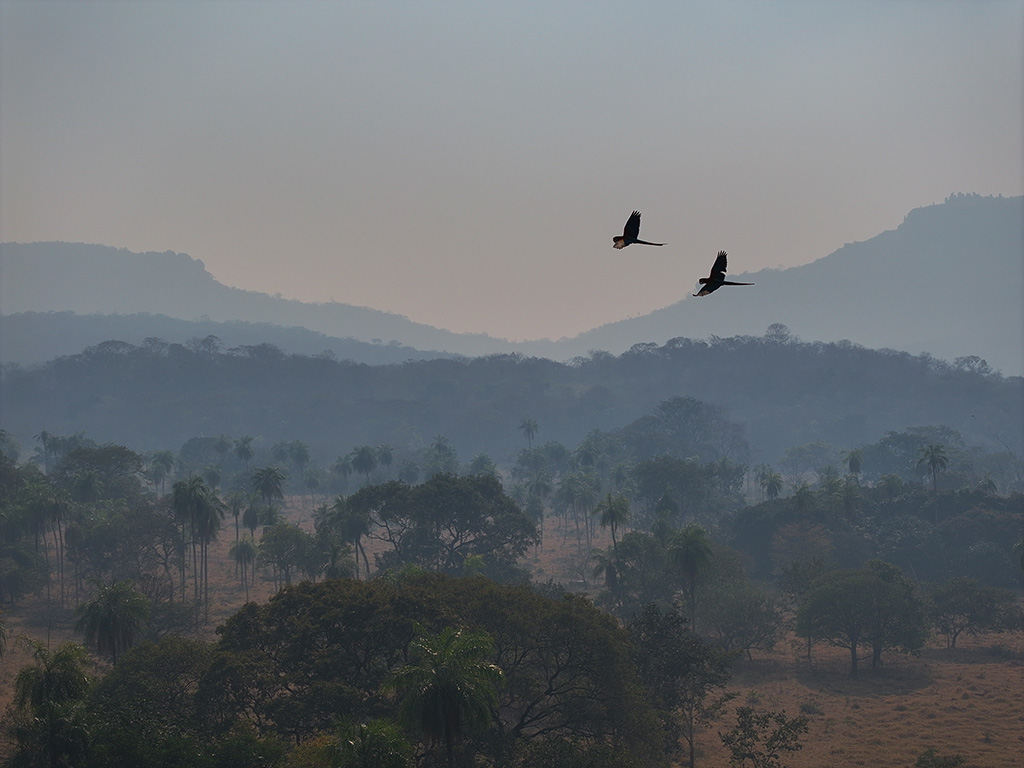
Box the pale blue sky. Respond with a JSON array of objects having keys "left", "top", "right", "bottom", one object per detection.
[{"left": 2, "top": 1, "right": 1021, "bottom": 341}]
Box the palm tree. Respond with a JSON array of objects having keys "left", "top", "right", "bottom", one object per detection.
[
  {"left": 388, "top": 626, "right": 503, "bottom": 768},
  {"left": 193, "top": 488, "right": 225, "bottom": 617},
  {"left": 328, "top": 497, "right": 372, "bottom": 579},
  {"left": 425, "top": 435, "right": 459, "bottom": 476},
  {"left": 669, "top": 523, "right": 712, "bottom": 626},
  {"left": 976, "top": 474, "right": 998, "bottom": 495},
  {"left": 74, "top": 579, "right": 150, "bottom": 663},
  {"left": 8, "top": 639, "right": 91, "bottom": 767},
  {"left": 224, "top": 490, "right": 249, "bottom": 545},
  {"left": 303, "top": 468, "right": 322, "bottom": 504},
  {"left": 917, "top": 444, "right": 948, "bottom": 492},
  {"left": 350, "top": 445, "right": 378, "bottom": 484},
  {"left": 762, "top": 471, "right": 784, "bottom": 501},
  {"left": 594, "top": 493, "right": 630, "bottom": 558},
  {"left": 377, "top": 444, "right": 394, "bottom": 477},
  {"left": 234, "top": 435, "right": 255, "bottom": 473},
  {"left": 333, "top": 454, "right": 354, "bottom": 485},
  {"left": 242, "top": 502, "right": 261, "bottom": 540},
  {"left": 842, "top": 449, "right": 863, "bottom": 477},
  {"left": 288, "top": 439, "right": 311, "bottom": 470},
  {"left": 229, "top": 539, "right": 257, "bottom": 601},
  {"left": 148, "top": 450, "right": 176, "bottom": 497},
  {"left": 211, "top": 434, "right": 232, "bottom": 464},
  {"left": 172, "top": 475, "right": 207, "bottom": 602},
  {"left": 518, "top": 417, "right": 539, "bottom": 449},
  {"left": 252, "top": 465, "right": 287, "bottom": 517},
  {"left": 34, "top": 430, "right": 56, "bottom": 474}
]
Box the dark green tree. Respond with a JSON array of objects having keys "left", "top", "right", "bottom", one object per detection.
[
  {"left": 917, "top": 444, "right": 948, "bottom": 492},
  {"left": 377, "top": 444, "right": 394, "bottom": 477},
  {"left": 172, "top": 474, "right": 223, "bottom": 610},
  {"left": 762, "top": 471, "right": 783, "bottom": 501},
  {"left": 593, "top": 492, "right": 630, "bottom": 559},
  {"left": 388, "top": 625, "right": 503, "bottom": 768},
  {"left": 926, "top": 577, "right": 1024, "bottom": 648},
  {"left": 251, "top": 466, "right": 286, "bottom": 522},
  {"left": 719, "top": 707, "right": 808, "bottom": 768},
  {"left": 795, "top": 561, "right": 928, "bottom": 676},
  {"left": 350, "top": 446, "right": 378, "bottom": 484},
  {"left": 321, "top": 496, "right": 371, "bottom": 579},
  {"left": 518, "top": 418, "right": 539, "bottom": 449},
  {"left": 842, "top": 448, "right": 863, "bottom": 476},
  {"left": 234, "top": 436, "right": 255, "bottom": 473},
  {"left": 87, "top": 635, "right": 213, "bottom": 767},
  {"left": 6, "top": 639, "right": 92, "bottom": 768},
  {"left": 332, "top": 719, "right": 415, "bottom": 768},
  {"left": 229, "top": 539, "right": 257, "bottom": 601},
  {"left": 699, "top": 571, "right": 784, "bottom": 660},
  {"left": 146, "top": 450, "right": 176, "bottom": 497},
  {"left": 257, "top": 522, "right": 314, "bottom": 589},
  {"left": 669, "top": 523, "right": 713, "bottom": 625},
  {"left": 74, "top": 579, "right": 150, "bottom": 663},
  {"left": 364, "top": 474, "right": 537, "bottom": 580},
  {"left": 628, "top": 603, "right": 733, "bottom": 768}
]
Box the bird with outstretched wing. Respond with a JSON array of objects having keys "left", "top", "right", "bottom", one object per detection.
[
  {"left": 612, "top": 211, "right": 665, "bottom": 249},
  {"left": 693, "top": 250, "right": 754, "bottom": 296}
]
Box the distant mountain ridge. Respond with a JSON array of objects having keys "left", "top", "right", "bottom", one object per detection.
[
  {"left": 1, "top": 194, "right": 1021, "bottom": 374},
  {"left": 0, "top": 242, "right": 518, "bottom": 357},
  {"left": 556, "top": 194, "right": 1023, "bottom": 375}
]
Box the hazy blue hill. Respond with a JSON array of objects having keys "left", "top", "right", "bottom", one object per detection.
[
  {"left": 0, "top": 242, "right": 516, "bottom": 357},
  {"left": 0, "top": 311, "right": 458, "bottom": 367},
  {"left": 544, "top": 194, "right": 1024, "bottom": 375}
]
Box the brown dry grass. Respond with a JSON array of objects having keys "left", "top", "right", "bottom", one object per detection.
[{"left": 1, "top": 500, "right": 1022, "bottom": 768}]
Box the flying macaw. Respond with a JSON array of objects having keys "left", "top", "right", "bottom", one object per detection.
[
  {"left": 693, "top": 250, "right": 754, "bottom": 296},
  {"left": 612, "top": 210, "right": 665, "bottom": 249}
]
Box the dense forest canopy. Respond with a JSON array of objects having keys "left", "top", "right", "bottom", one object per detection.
[{"left": 2, "top": 327, "right": 1019, "bottom": 470}]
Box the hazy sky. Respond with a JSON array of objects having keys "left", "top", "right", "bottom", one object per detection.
[{"left": 2, "top": 1, "right": 1021, "bottom": 342}]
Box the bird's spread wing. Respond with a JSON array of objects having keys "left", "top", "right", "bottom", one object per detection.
[
  {"left": 622, "top": 211, "right": 641, "bottom": 241},
  {"left": 710, "top": 250, "right": 728, "bottom": 276}
]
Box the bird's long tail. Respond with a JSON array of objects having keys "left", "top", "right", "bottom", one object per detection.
[
  {"left": 635, "top": 239, "right": 665, "bottom": 246},
  {"left": 721, "top": 281, "right": 753, "bottom": 285}
]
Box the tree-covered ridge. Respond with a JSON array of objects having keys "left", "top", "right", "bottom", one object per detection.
[
  {"left": 2, "top": 327, "right": 1019, "bottom": 469},
  {"left": 0, "top": 310, "right": 460, "bottom": 367}
]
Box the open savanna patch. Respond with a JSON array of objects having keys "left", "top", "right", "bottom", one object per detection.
[{"left": 689, "top": 632, "right": 1024, "bottom": 768}]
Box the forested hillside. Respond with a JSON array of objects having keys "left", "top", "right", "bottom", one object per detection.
[
  {"left": 0, "top": 311, "right": 457, "bottom": 366},
  {"left": 2, "top": 327, "right": 1019, "bottom": 469}
]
